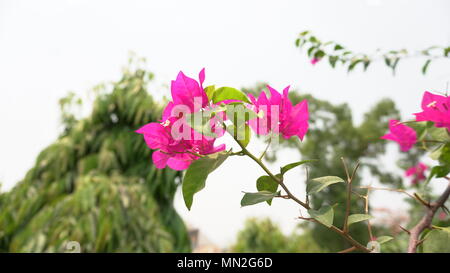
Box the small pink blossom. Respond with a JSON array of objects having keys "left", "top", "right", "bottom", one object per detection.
[
  {"left": 310, "top": 58, "right": 320, "bottom": 65},
  {"left": 439, "top": 212, "right": 447, "bottom": 221},
  {"left": 248, "top": 85, "right": 309, "bottom": 140},
  {"left": 405, "top": 162, "right": 428, "bottom": 185},
  {"left": 380, "top": 120, "right": 417, "bottom": 152},
  {"left": 414, "top": 91, "right": 450, "bottom": 131}
]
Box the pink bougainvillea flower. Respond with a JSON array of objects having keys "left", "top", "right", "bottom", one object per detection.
[
  {"left": 380, "top": 120, "right": 417, "bottom": 152},
  {"left": 171, "top": 68, "right": 209, "bottom": 113},
  {"left": 310, "top": 58, "right": 320, "bottom": 65},
  {"left": 136, "top": 69, "right": 226, "bottom": 170},
  {"left": 405, "top": 162, "right": 428, "bottom": 185},
  {"left": 136, "top": 115, "right": 225, "bottom": 170},
  {"left": 248, "top": 85, "right": 309, "bottom": 140},
  {"left": 414, "top": 91, "right": 450, "bottom": 131}
]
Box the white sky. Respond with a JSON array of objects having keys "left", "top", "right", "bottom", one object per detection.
[{"left": 1, "top": 0, "right": 449, "bottom": 248}]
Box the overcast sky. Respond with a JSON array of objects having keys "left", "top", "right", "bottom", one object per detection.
[{"left": 1, "top": 0, "right": 450, "bottom": 248}]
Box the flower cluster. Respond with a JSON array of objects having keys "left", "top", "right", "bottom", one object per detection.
[
  {"left": 248, "top": 85, "right": 309, "bottom": 140},
  {"left": 405, "top": 162, "right": 428, "bottom": 185},
  {"left": 380, "top": 91, "right": 450, "bottom": 184},
  {"left": 380, "top": 120, "right": 417, "bottom": 152},
  {"left": 414, "top": 91, "right": 450, "bottom": 131},
  {"left": 137, "top": 69, "right": 309, "bottom": 170},
  {"left": 136, "top": 69, "right": 225, "bottom": 170}
]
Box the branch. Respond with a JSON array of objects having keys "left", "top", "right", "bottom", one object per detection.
[
  {"left": 232, "top": 136, "right": 370, "bottom": 252},
  {"left": 235, "top": 139, "right": 311, "bottom": 210},
  {"left": 358, "top": 186, "right": 427, "bottom": 207},
  {"left": 342, "top": 158, "right": 360, "bottom": 233},
  {"left": 407, "top": 181, "right": 450, "bottom": 253},
  {"left": 295, "top": 30, "right": 450, "bottom": 75},
  {"left": 338, "top": 246, "right": 357, "bottom": 253}
]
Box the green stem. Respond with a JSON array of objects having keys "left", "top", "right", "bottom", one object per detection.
[
  {"left": 230, "top": 131, "right": 370, "bottom": 252},
  {"left": 234, "top": 138, "right": 311, "bottom": 210}
]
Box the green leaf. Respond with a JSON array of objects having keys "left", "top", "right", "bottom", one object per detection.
[
  {"left": 348, "top": 59, "right": 362, "bottom": 72},
  {"left": 347, "top": 214, "right": 373, "bottom": 227},
  {"left": 422, "top": 59, "right": 431, "bottom": 74},
  {"left": 363, "top": 60, "right": 371, "bottom": 71},
  {"left": 212, "top": 87, "right": 250, "bottom": 104},
  {"left": 328, "top": 55, "right": 339, "bottom": 68},
  {"left": 422, "top": 227, "right": 450, "bottom": 252},
  {"left": 384, "top": 57, "right": 391, "bottom": 67},
  {"left": 428, "top": 126, "right": 450, "bottom": 142},
  {"left": 224, "top": 103, "right": 259, "bottom": 126},
  {"left": 334, "top": 44, "right": 344, "bottom": 51},
  {"left": 430, "top": 165, "right": 450, "bottom": 179},
  {"left": 314, "top": 50, "right": 325, "bottom": 59},
  {"left": 307, "top": 176, "right": 345, "bottom": 194},
  {"left": 280, "top": 159, "right": 317, "bottom": 175},
  {"left": 391, "top": 57, "right": 400, "bottom": 74},
  {"left": 204, "top": 85, "right": 215, "bottom": 101},
  {"left": 226, "top": 123, "right": 251, "bottom": 148},
  {"left": 307, "top": 46, "right": 317, "bottom": 58},
  {"left": 241, "top": 191, "right": 280, "bottom": 207},
  {"left": 308, "top": 205, "right": 334, "bottom": 228},
  {"left": 377, "top": 236, "right": 393, "bottom": 244},
  {"left": 309, "top": 36, "right": 318, "bottom": 43},
  {"left": 182, "top": 152, "right": 229, "bottom": 210},
  {"left": 256, "top": 175, "right": 279, "bottom": 205},
  {"left": 299, "top": 30, "right": 309, "bottom": 36},
  {"left": 186, "top": 111, "right": 219, "bottom": 138},
  {"left": 430, "top": 144, "right": 444, "bottom": 160},
  {"left": 445, "top": 47, "right": 450, "bottom": 57}
]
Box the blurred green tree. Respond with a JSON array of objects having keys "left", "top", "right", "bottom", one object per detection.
[
  {"left": 0, "top": 58, "right": 190, "bottom": 252},
  {"left": 230, "top": 218, "right": 323, "bottom": 253}
]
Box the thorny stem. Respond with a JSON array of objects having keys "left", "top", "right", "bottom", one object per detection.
[
  {"left": 407, "top": 181, "right": 450, "bottom": 253},
  {"left": 364, "top": 188, "right": 374, "bottom": 240},
  {"left": 338, "top": 246, "right": 357, "bottom": 253},
  {"left": 299, "top": 216, "right": 370, "bottom": 253},
  {"left": 358, "top": 186, "right": 429, "bottom": 207},
  {"left": 352, "top": 186, "right": 375, "bottom": 239},
  {"left": 359, "top": 181, "right": 450, "bottom": 253}
]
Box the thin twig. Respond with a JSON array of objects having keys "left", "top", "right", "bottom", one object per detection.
[
  {"left": 342, "top": 159, "right": 360, "bottom": 233},
  {"left": 365, "top": 187, "right": 374, "bottom": 240},
  {"left": 235, "top": 139, "right": 310, "bottom": 209},
  {"left": 399, "top": 225, "right": 411, "bottom": 235},
  {"left": 258, "top": 137, "right": 272, "bottom": 161},
  {"left": 338, "top": 246, "right": 357, "bottom": 253},
  {"left": 358, "top": 186, "right": 427, "bottom": 207}
]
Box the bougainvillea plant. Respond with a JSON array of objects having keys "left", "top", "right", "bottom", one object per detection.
[
  {"left": 295, "top": 30, "right": 450, "bottom": 75},
  {"left": 137, "top": 69, "right": 450, "bottom": 253}
]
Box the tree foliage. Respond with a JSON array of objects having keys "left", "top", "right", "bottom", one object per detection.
[
  {"left": 0, "top": 60, "right": 190, "bottom": 252},
  {"left": 230, "top": 218, "right": 323, "bottom": 253}
]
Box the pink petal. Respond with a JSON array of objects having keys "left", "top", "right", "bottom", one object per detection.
[
  {"left": 152, "top": 151, "right": 170, "bottom": 169},
  {"left": 266, "top": 85, "right": 282, "bottom": 106},
  {"left": 136, "top": 122, "right": 170, "bottom": 149},
  {"left": 167, "top": 155, "right": 192, "bottom": 170},
  {"left": 199, "top": 68, "right": 205, "bottom": 87},
  {"left": 162, "top": 102, "right": 175, "bottom": 121}
]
